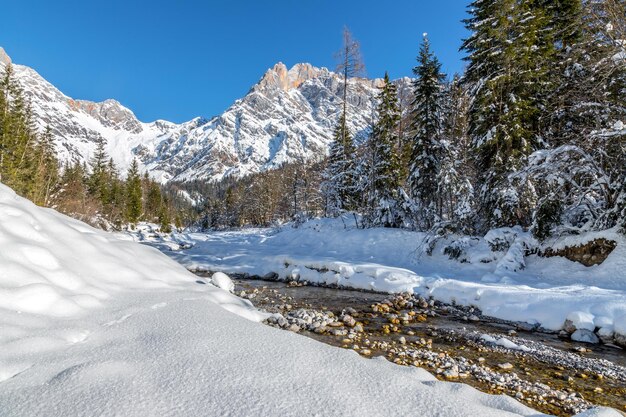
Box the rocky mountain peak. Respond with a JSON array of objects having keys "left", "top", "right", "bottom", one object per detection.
[
  {"left": 68, "top": 98, "right": 144, "bottom": 134},
  {"left": 0, "top": 47, "right": 12, "bottom": 66},
  {"left": 256, "top": 62, "right": 326, "bottom": 92}
]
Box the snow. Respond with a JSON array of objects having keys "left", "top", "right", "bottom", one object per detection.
[
  {"left": 566, "top": 311, "right": 596, "bottom": 331},
  {"left": 481, "top": 335, "right": 531, "bottom": 352},
  {"left": 142, "top": 217, "right": 626, "bottom": 340},
  {"left": 211, "top": 271, "right": 235, "bottom": 293},
  {"left": 1, "top": 183, "right": 600, "bottom": 416}
]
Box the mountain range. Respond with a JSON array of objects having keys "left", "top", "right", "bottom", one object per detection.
[{"left": 0, "top": 47, "right": 412, "bottom": 183}]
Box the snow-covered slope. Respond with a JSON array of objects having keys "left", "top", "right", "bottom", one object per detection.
[
  {"left": 4, "top": 182, "right": 612, "bottom": 416},
  {"left": 0, "top": 47, "right": 411, "bottom": 182}
]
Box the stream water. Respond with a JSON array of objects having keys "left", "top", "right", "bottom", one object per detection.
[{"left": 196, "top": 273, "right": 626, "bottom": 416}]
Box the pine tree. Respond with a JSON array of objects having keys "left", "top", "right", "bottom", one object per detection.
[
  {"left": 31, "top": 126, "right": 58, "bottom": 206},
  {"left": 527, "top": 0, "right": 626, "bottom": 237},
  {"left": 321, "top": 27, "right": 365, "bottom": 217},
  {"left": 125, "top": 159, "right": 143, "bottom": 225},
  {"left": 88, "top": 137, "right": 109, "bottom": 206},
  {"left": 321, "top": 114, "right": 357, "bottom": 216},
  {"left": 461, "top": 0, "right": 553, "bottom": 230},
  {"left": 159, "top": 197, "right": 172, "bottom": 233},
  {"left": 365, "top": 72, "right": 403, "bottom": 227},
  {"left": 408, "top": 35, "right": 446, "bottom": 230},
  {"left": 439, "top": 77, "right": 476, "bottom": 233}
]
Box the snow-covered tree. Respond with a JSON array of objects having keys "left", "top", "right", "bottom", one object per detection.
[
  {"left": 321, "top": 114, "right": 358, "bottom": 216},
  {"left": 461, "top": 0, "right": 554, "bottom": 230},
  {"left": 408, "top": 34, "right": 446, "bottom": 230},
  {"left": 528, "top": 0, "right": 626, "bottom": 238},
  {"left": 363, "top": 72, "right": 405, "bottom": 227}
]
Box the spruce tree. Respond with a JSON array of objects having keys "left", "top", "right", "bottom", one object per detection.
[
  {"left": 409, "top": 35, "right": 446, "bottom": 230},
  {"left": 125, "top": 159, "right": 143, "bottom": 225},
  {"left": 31, "top": 126, "right": 58, "bottom": 206},
  {"left": 365, "top": 72, "right": 403, "bottom": 227},
  {"left": 88, "top": 138, "right": 109, "bottom": 206},
  {"left": 321, "top": 114, "right": 357, "bottom": 215},
  {"left": 461, "top": 0, "right": 553, "bottom": 230}
]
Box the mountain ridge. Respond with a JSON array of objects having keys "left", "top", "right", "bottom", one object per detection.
[{"left": 0, "top": 47, "right": 412, "bottom": 183}]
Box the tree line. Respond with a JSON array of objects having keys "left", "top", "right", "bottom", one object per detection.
[
  {"left": 195, "top": 0, "right": 625, "bottom": 241},
  {"left": 0, "top": 64, "right": 189, "bottom": 231}
]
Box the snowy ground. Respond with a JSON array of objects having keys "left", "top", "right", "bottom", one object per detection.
[
  {"left": 7, "top": 184, "right": 619, "bottom": 416},
  {"left": 134, "top": 217, "right": 626, "bottom": 345}
]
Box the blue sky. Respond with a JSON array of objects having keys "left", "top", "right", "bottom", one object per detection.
[{"left": 2, "top": 0, "right": 469, "bottom": 123}]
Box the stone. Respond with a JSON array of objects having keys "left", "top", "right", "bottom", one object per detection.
[
  {"left": 443, "top": 367, "right": 459, "bottom": 379},
  {"left": 498, "top": 363, "right": 514, "bottom": 370},
  {"left": 571, "top": 329, "right": 599, "bottom": 344},
  {"left": 288, "top": 324, "right": 301, "bottom": 333}
]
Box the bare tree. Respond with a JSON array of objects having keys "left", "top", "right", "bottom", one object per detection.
[{"left": 335, "top": 27, "right": 365, "bottom": 145}]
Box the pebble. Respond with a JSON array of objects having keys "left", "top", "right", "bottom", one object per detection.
[{"left": 498, "top": 363, "right": 514, "bottom": 370}]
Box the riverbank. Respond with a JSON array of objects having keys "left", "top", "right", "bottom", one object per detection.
[
  {"left": 218, "top": 277, "right": 626, "bottom": 416},
  {"left": 128, "top": 219, "right": 626, "bottom": 348}
]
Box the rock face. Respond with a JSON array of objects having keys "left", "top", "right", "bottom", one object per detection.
[
  {"left": 0, "top": 47, "right": 412, "bottom": 182},
  {"left": 541, "top": 238, "right": 616, "bottom": 266},
  {"left": 0, "top": 47, "right": 11, "bottom": 65}
]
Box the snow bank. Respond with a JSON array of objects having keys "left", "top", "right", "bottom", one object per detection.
[
  {"left": 2, "top": 183, "right": 591, "bottom": 416},
  {"left": 152, "top": 217, "right": 626, "bottom": 342}
]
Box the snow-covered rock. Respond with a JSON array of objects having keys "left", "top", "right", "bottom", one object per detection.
[
  {"left": 211, "top": 272, "right": 235, "bottom": 293},
  {"left": 571, "top": 329, "right": 600, "bottom": 344},
  {"left": 564, "top": 311, "right": 596, "bottom": 333}
]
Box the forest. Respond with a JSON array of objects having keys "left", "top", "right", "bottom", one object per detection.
[
  {"left": 0, "top": 64, "right": 191, "bottom": 230},
  {"left": 191, "top": 0, "right": 626, "bottom": 242}
]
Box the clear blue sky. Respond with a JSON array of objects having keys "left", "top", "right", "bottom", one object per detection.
[{"left": 2, "top": 0, "right": 469, "bottom": 123}]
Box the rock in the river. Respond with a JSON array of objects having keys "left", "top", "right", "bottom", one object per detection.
[
  {"left": 571, "top": 329, "right": 599, "bottom": 344},
  {"left": 563, "top": 311, "right": 595, "bottom": 334},
  {"left": 498, "top": 363, "right": 514, "bottom": 370},
  {"left": 342, "top": 314, "right": 356, "bottom": 327}
]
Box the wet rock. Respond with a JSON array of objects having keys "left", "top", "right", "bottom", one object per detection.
[
  {"left": 498, "top": 363, "right": 514, "bottom": 370},
  {"left": 289, "top": 324, "right": 301, "bottom": 333},
  {"left": 443, "top": 366, "right": 459, "bottom": 379},
  {"left": 342, "top": 314, "right": 356, "bottom": 327},
  {"left": 614, "top": 331, "right": 626, "bottom": 349},
  {"left": 563, "top": 319, "right": 577, "bottom": 334}
]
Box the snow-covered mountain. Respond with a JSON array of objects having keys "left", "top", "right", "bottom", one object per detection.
[{"left": 0, "top": 47, "right": 411, "bottom": 182}]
